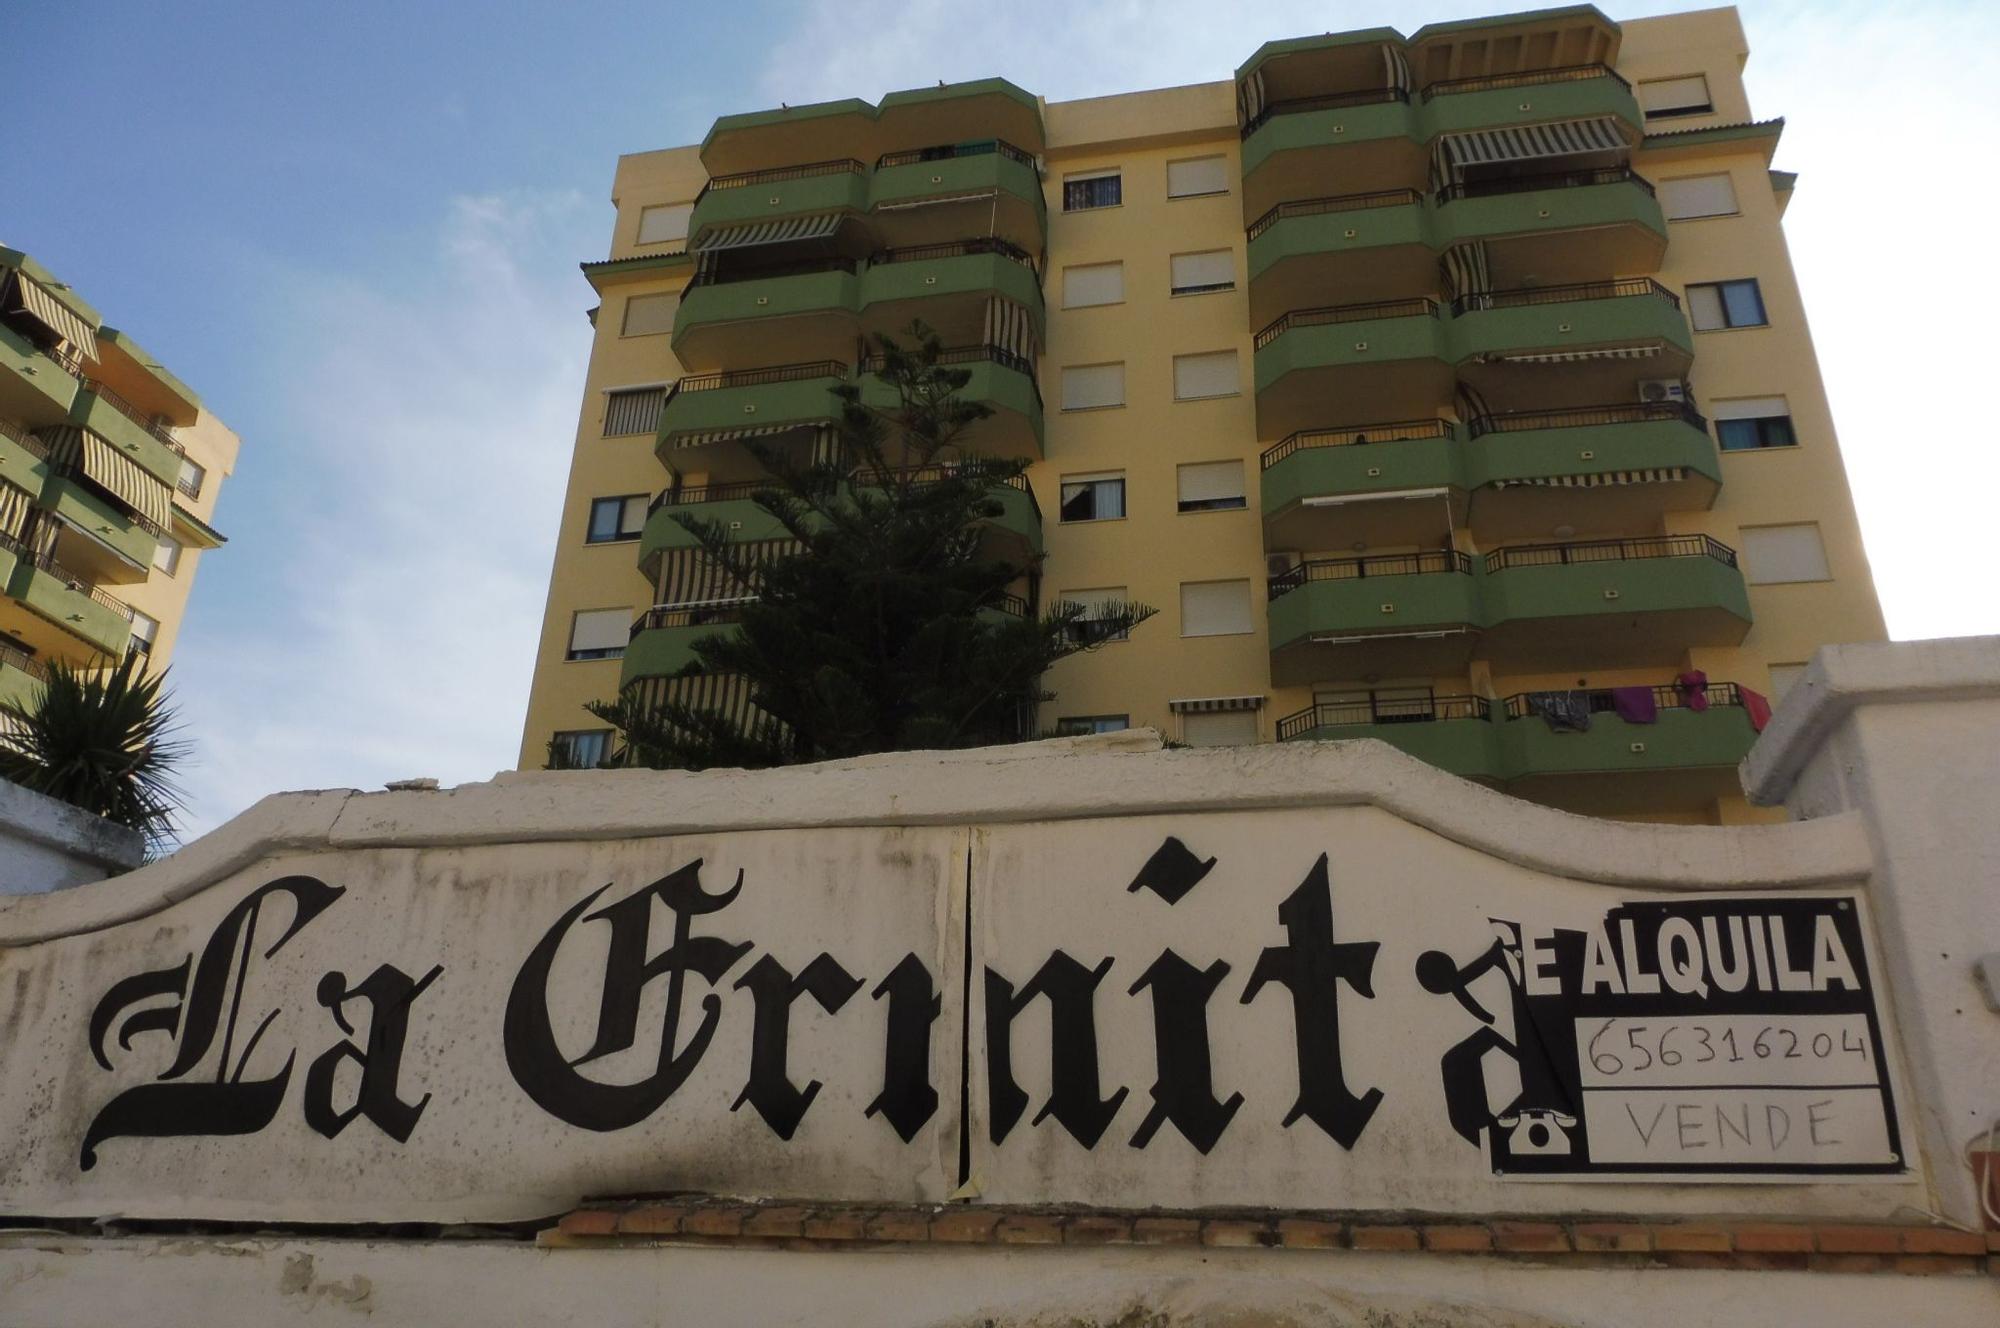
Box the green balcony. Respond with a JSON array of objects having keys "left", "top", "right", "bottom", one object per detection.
[
  {"left": 0, "top": 644, "right": 44, "bottom": 712},
  {"left": 1274, "top": 694, "right": 1500, "bottom": 778},
  {"left": 38, "top": 474, "right": 158, "bottom": 580},
  {"left": 1434, "top": 170, "right": 1665, "bottom": 276},
  {"left": 1254, "top": 299, "right": 1452, "bottom": 441},
  {"left": 4, "top": 558, "right": 132, "bottom": 661},
  {"left": 1266, "top": 551, "right": 1480, "bottom": 686},
  {"left": 858, "top": 348, "right": 1043, "bottom": 460},
  {"left": 1239, "top": 91, "right": 1428, "bottom": 220},
  {"left": 1245, "top": 190, "right": 1431, "bottom": 324},
  {"left": 656, "top": 362, "right": 846, "bottom": 478},
  {"left": 870, "top": 144, "right": 1045, "bottom": 253},
  {"left": 1493, "top": 686, "right": 1758, "bottom": 780},
  {"left": 0, "top": 418, "right": 52, "bottom": 496},
  {"left": 1420, "top": 66, "right": 1641, "bottom": 142},
  {"left": 701, "top": 79, "right": 1044, "bottom": 180},
  {"left": 1478, "top": 535, "right": 1751, "bottom": 671},
  {"left": 0, "top": 323, "right": 79, "bottom": 427},
  {"left": 672, "top": 263, "right": 863, "bottom": 371},
  {"left": 618, "top": 607, "right": 745, "bottom": 689},
  {"left": 859, "top": 243, "right": 1043, "bottom": 345},
  {"left": 1449, "top": 279, "right": 1692, "bottom": 409},
  {"left": 68, "top": 385, "right": 183, "bottom": 487},
  {"left": 1462, "top": 403, "right": 1720, "bottom": 541},
  {"left": 1259, "top": 420, "right": 1462, "bottom": 552},
  {"left": 686, "top": 161, "right": 870, "bottom": 248}
]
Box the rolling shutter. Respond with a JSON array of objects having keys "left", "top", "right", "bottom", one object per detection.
[
  {"left": 1170, "top": 251, "right": 1234, "bottom": 293},
  {"left": 1061, "top": 364, "right": 1124, "bottom": 411},
  {"left": 1173, "top": 350, "right": 1239, "bottom": 400},
  {"left": 1177, "top": 460, "right": 1245, "bottom": 506},
  {"left": 1659, "top": 174, "right": 1738, "bottom": 220},
  {"left": 1180, "top": 580, "right": 1253, "bottom": 637},
  {"left": 1062, "top": 262, "right": 1124, "bottom": 309},
  {"left": 1166, "top": 156, "right": 1228, "bottom": 198}
]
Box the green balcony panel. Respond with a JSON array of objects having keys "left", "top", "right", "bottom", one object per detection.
[
  {"left": 68, "top": 388, "right": 182, "bottom": 486},
  {"left": 0, "top": 422, "right": 52, "bottom": 496},
  {"left": 618, "top": 618, "right": 742, "bottom": 690},
  {"left": 1254, "top": 307, "right": 1448, "bottom": 395},
  {"left": 858, "top": 354, "right": 1043, "bottom": 459},
  {"left": 1434, "top": 176, "right": 1665, "bottom": 252},
  {"left": 1448, "top": 284, "right": 1692, "bottom": 364},
  {"left": 1262, "top": 429, "right": 1461, "bottom": 514},
  {"left": 0, "top": 323, "right": 79, "bottom": 427},
  {"left": 1480, "top": 545, "right": 1750, "bottom": 629},
  {"left": 687, "top": 166, "right": 870, "bottom": 243},
  {"left": 1247, "top": 195, "right": 1428, "bottom": 285},
  {"left": 5, "top": 562, "right": 131, "bottom": 658},
  {"left": 0, "top": 650, "right": 42, "bottom": 712},
  {"left": 38, "top": 475, "right": 158, "bottom": 571},
  {"left": 1267, "top": 562, "right": 1478, "bottom": 653},
  {"left": 672, "top": 267, "right": 862, "bottom": 347},
  {"left": 1239, "top": 99, "right": 1423, "bottom": 183},
  {"left": 657, "top": 370, "right": 846, "bottom": 447},
  {"left": 640, "top": 493, "right": 788, "bottom": 560},
  {"left": 1421, "top": 71, "right": 1641, "bottom": 141},
  {"left": 861, "top": 250, "right": 1043, "bottom": 335},
  {"left": 1466, "top": 409, "right": 1718, "bottom": 491},
  {"left": 1494, "top": 703, "right": 1757, "bottom": 779},
  {"left": 1477, "top": 538, "right": 1751, "bottom": 671},
  {"left": 871, "top": 150, "right": 1045, "bottom": 220},
  {"left": 1285, "top": 715, "right": 1501, "bottom": 779},
  {"left": 973, "top": 478, "right": 1043, "bottom": 559}
]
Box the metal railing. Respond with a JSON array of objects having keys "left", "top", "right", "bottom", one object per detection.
[
  {"left": 1420, "top": 63, "right": 1630, "bottom": 102},
  {"left": 1268, "top": 549, "right": 1472, "bottom": 600},
  {"left": 1254, "top": 297, "right": 1438, "bottom": 351},
  {"left": 1435, "top": 166, "right": 1654, "bottom": 206},
  {"left": 671, "top": 360, "right": 847, "bottom": 397},
  {"left": 630, "top": 600, "right": 753, "bottom": 638},
  {"left": 650, "top": 479, "right": 772, "bottom": 515},
  {"left": 80, "top": 379, "right": 186, "bottom": 456},
  {"left": 877, "top": 139, "right": 1038, "bottom": 170},
  {"left": 1482, "top": 534, "right": 1737, "bottom": 573},
  {"left": 684, "top": 255, "right": 858, "bottom": 290},
  {"left": 1500, "top": 681, "right": 1742, "bottom": 720},
  {"left": 990, "top": 593, "right": 1030, "bottom": 618},
  {"left": 1245, "top": 188, "right": 1424, "bottom": 242},
  {"left": 696, "top": 158, "right": 867, "bottom": 202},
  {"left": 1277, "top": 692, "right": 1490, "bottom": 740},
  {"left": 1450, "top": 277, "right": 1678, "bottom": 317},
  {"left": 1261, "top": 418, "right": 1452, "bottom": 470},
  {"left": 176, "top": 471, "right": 203, "bottom": 500},
  {"left": 868, "top": 236, "right": 1037, "bottom": 272},
  {"left": 0, "top": 641, "right": 46, "bottom": 683},
  {"left": 1241, "top": 86, "right": 1409, "bottom": 138},
  {"left": 0, "top": 416, "right": 49, "bottom": 460},
  {"left": 1467, "top": 401, "right": 1706, "bottom": 439}
]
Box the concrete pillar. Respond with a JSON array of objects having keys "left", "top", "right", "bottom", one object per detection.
[{"left": 1744, "top": 636, "right": 2000, "bottom": 1227}]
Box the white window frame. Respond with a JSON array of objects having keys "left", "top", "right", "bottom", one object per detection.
[
  {"left": 1062, "top": 169, "right": 1123, "bottom": 213},
  {"left": 586, "top": 494, "right": 649, "bottom": 544},
  {"left": 1058, "top": 471, "right": 1126, "bottom": 523}
]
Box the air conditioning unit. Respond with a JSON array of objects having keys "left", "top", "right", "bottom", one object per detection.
[
  {"left": 1266, "top": 552, "right": 1302, "bottom": 579},
  {"left": 1638, "top": 379, "right": 1687, "bottom": 404}
]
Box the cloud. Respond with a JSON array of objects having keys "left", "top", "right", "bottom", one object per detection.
[{"left": 169, "top": 191, "right": 597, "bottom": 837}]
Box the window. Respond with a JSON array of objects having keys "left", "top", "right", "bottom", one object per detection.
[
  {"left": 1687, "top": 279, "right": 1766, "bottom": 331},
  {"left": 1166, "top": 156, "right": 1229, "bottom": 198},
  {"left": 567, "top": 608, "right": 631, "bottom": 661},
  {"left": 1063, "top": 261, "right": 1124, "bottom": 309},
  {"left": 1713, "top": 396, "right": 1797, "bottom": 451},
  {"left": 127, "top": 610, "right": 159, "bottom": 660},
  {"left": 1169, "top": 250, "right": 1235, "bottom": 296},
  {"left": 605, "top": 385, "right": 667, "bottom": 437},
  {"left": 1177, "top": 461, "right": 1245, "bottom": 513},
  {"left": 177, "top": 457, "right": 206, "bottom": 499},
  {"left": 552, "top": 729, "right": 614, "bottom": 769},
  {"left": 1637, "top": 74, "right": 1713, "bottom": 119},
  {"left": 1766, "top": 663, "right": 1808, "bottom": 705},
  {"left": 587, "top": 494, "right": 648, "bottom": 543},
  {"left": 1180, "top": 579, "right": 1253, "bottom": 637},
  {"left": 1739, "top": 524, "right": 1831, "bottom": 585},
  {"left": 1063, "top": 169, "right": 1122, "bottom": 212},
  {"left": 151, "top": 534, "right": 182, "bottom": 576},
  {"left": 1058, "top": 586, "right": 1130, "bottom": 643},
  {"left": 622, "top": 293, "right": 678, "bottom": 336},
  {"left": 636, "top": 203, "right": 693, "bottom": 247},
  {"left": 1183, "top": 710, "right": 1258, "bottom": 747},
  {"left": 1059, "top": 472, "right": 1125, "bottom": 523},
  {"left": 1060, "top": 363, "right": 1125, "bottom": 411},
  {"left": 1659, "top": 173, "right": 1738, "bottom": 221},
  {"left": 1056, "top": 715, "right": 1130, "bottom": 736},
  {"left": 1173, "top": 350, "right": 1240, "bottom": 401}
]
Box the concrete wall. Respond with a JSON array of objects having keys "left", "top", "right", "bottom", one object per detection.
[{"left": 0, "top": 776, "right": 143, "bottom": 894}]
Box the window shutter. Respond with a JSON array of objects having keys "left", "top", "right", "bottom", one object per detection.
[
  {"left": 1739, "top": 524, "right": 1830, "bottom": 584},
  {"left": 1170, "top": 251, "right": 1234, "bottom": 293},
  {"left": 637, "top": 203, "right": 693, "bottom": 246},
  {"left": 620, "top": 495, "right": 649, "bottom": 535},
  {"left": 1173, "top": 350, "right": 1240, "bottom": 400},
  {"left": 1180, "top": 580, "right": 1253, "bottom": 637},
  {"left": 569, "top": 609, "right": 631, "bottom": 653},
  {"left": 605, "top": 386, "right": 667, "bottom": 436},
  {"left": 1687, "top": 284, "right": 1727, "bottom": 331},
  {"left": 622, "top": 293, "right": 678, "bottom": 336},
  {"left": 152, "top": 535, "right": 182, "bottom": 574},
  {"left": 1061, "top": 363, "right": 1125, "bottom": 410},
  {"left": 1166, "top": 156, "right": 1229, "bottom": 198},
  {"left": 1659, "top": 174, "right": 1737, "bottom": 220},
  {"left": 1710, "top": 395, "right": 1789, "bottom": 421},
  {"left": 1177, "top": 460, "right": 1244, "bottom": 505},
  {"left": 129, "top": 610, "right": 159, "bottom": 645},
  {"left": 1183, "top": 710, "right": 1258, "bottom": 747},
  {"left": 1063, "top": 262, "right": 1125, "bottom": 308},
  {"left": 1638, "top": 75, "right": 1712, "bottom": 115}
]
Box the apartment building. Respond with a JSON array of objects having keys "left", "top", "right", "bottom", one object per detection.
[
  {"left": 0, "top": 249, "right": 234, "bottom": 701},
  {"left": 519, "top": 3, "right": 1883, "bottom": 824}
]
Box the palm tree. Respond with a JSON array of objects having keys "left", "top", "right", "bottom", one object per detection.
[{"left": 0, "top": 655, "right": 190, "bottom": 854}]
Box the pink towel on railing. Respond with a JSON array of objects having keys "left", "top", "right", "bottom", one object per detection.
[
  {"left": 1740, "top": 686, "right": 1772, "bottom": 733},
  {"left": 1610, "top": 686, "right": 1658, "bottom": 724},
  {"left": 1676, "top": 669, "right": 1710, "bottom": 713}
]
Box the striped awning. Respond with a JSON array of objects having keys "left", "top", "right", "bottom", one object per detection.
[
  {"left": 1492, "top": 467, "right": 1688, "bottom": 489},
  {"left": 1236, "top": 68, "right": 1267, "bottom": 128},
  {"left": 666, "top": 420, "right": 828, "bottom": 450},
  {"left": 1440, "top": 241, "right": 1491, "bottom": 302},
  {"left": 875, "top": 190, "right": 997, "bottom": 213},
  {"left": 43, "top": 426, "right": 173, "bottom": 531},
  {"left": 1433, "top": 116, "right": 1629, "bottom": 184},
  {"left": 1493, "top": 343, "right": 1661, "bottom": 365},
  {"left": 3, "top": 271, "right": 99, "bottom": 362},
  {"left": 1169, "top": 695, "right": 1265, "bottom": 714},
  {"left": 1382, "top": 43, "right": 1412, "bottom": 94},
  {"left": 691, "top": 212, "right": 845, "bottom": 253},
  {"left": 982, "top": 296, "right": 1038, "bottom": 360},
  {"left": 0, "top": 481, "right": 33, "bottom": 540}
]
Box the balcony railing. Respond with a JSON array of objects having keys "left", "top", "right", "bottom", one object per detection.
[
  {"left": 0, "top": 528, "right": 135, "bottom": 622},
  {"left": 1450, "top": 277, "right": 1678, "bottom": 317},
  {"left": 176, "top": 471, "right": 203, "bottom": 500},
  {"left": 630, "top": 600, "right": 753, "bottom": 639},
  {"left": 671, "top": 360, "right": 847, "bottom": 397},
  {"left": 1482, "top": 534, "right": 1737, "bottom": 573},
  {"left": 1241, "top": 86, "right": 1409, "bottom": 138},
  {"left": 1435, "top": 166, "right": 1655, "bottom": 206},
  {"left": 649, "top": 479, "right": 773, "bottom": 517},
  {"left": 1277, "top": 693, "right": 1490, "bottom": 741},
  {"left": 0, "top": 416, "right": 49, "bottom": 460},
  {"left": 1269, "top": 549, "right": 1473, "bottom": 600},
  {"left": 1420, "top": 63, "right": 1630, "bottom": 102},
  {"left": 684, "top": 255, "right": 858, "bottom": 291},
  {"left": 1499, "top": 681, "right": 1743, "bottom": 720},
  {"left": 991, "top": 593, "right": 1029, "bottom": 618},
  {"left": 1467, "top": 400, "right": 1706, "bottom": 439},
  {"left": 1261, "top": 418, "right": 1451, "bottom": 470},
  {"left": 1245, "top": 188, "right": 1424, "bottom": 242},
  {"left": 1254, "top": 297, "right": 1438, "bottom": 351},
  {"left": 877, "top": 139, "right": 1038, "bottom": 171},
  {"left": 81, "top": 379, "right": 187, "bottom": 457},
  {"left": 696, "top": 158, "right": 867, "bottom": 203},
  {"left": 868, "top": 236, "right": 1038, "bottom": 272}
]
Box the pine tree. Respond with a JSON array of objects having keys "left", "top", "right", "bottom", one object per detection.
[{"left": 589, "top": 325, "right": 1154, "bottom": 769}]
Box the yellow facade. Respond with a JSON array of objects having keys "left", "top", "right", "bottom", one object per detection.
[{"left": 518, "top": 5, "right": 1882, "bottom": 824}]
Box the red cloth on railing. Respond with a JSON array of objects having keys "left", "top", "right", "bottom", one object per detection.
[
  {"left": 1676, "top": 669, "right": 1710, "bottom": 713},
  {"left": 1740, "top": 686, "right": 1772, "bottom": 733},
  {"left": 1610, "top": 686, "right": 1658, "bottom": 724}
]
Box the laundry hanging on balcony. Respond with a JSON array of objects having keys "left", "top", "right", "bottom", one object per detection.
[
  {"left": 1488, "top": 343, "right": 1661, "bottom": 365},
  {"left": 982, "top": 296, "right": 1039, "bottom": 361},
  {"left": 1491, "top": 467, "right": 1687, "bottom": 489},
  {"left": 690, "top": 212, "right": 846, "bottom": 252},
  {"left": 1439, "top": 241, "right": 1492, "bottom": 303},
  {"left": 1, "top": 269, "right": 98, "bottom": 362},
  {"left": 1428, "top": 116, "right": 1629, "bottom": 188},
  {"left": 37, "top": 426, "right": 173, "bottom": 533}
]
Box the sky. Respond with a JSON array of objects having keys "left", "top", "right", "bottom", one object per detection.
[{"left": 8, "top": 0, "right": 1999, "bottom": 837}]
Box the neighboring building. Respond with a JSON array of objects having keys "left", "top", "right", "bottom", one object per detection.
[
  {"left": 519, "top": 3, "right": 1883, "bottom": 824},
  {"left": 0, "top": 248, "right": 234, "bottom": 705}
]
